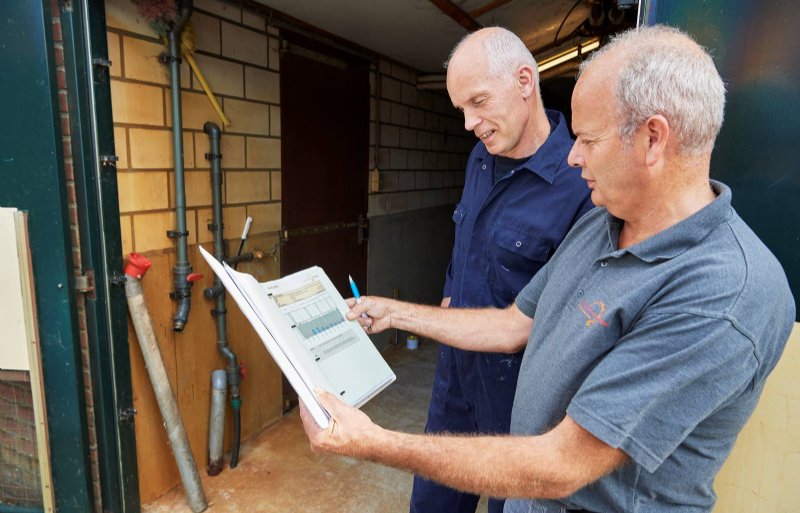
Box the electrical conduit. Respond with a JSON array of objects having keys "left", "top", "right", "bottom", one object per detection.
[{"left": 124, "top": 254, "right": 207, "bottom": 513}]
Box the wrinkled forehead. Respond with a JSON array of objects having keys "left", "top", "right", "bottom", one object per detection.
[
  {"left": 574, "top": 52, "right": 620, "bottom": 106},
  {"left": 571, "top": 57, "right": 620, "bottom": 128}
]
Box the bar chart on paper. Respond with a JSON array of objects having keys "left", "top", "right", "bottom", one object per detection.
[
  {"left": 270, "top": 278, "right": 358, "bottom": 362},
  {"left": 200, "top": 248, "right": 396, "bottom": 426}
]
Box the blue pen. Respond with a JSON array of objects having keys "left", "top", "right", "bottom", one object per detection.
[{"left": 348, "top": 275, "right": 370, "bottom": 320}]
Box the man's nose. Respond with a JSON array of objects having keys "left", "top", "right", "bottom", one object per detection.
[
  {"left": 463, "top": 110, "right": 480, "bottom": 132},
  {"left": 567, "top": 143, "right": 582, "bottom": 168}
]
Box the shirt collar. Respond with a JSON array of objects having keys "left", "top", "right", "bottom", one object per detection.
[
  {"left": 475, "top": 109, "right": 573, "bottom": 184},
  {"left": 603, "top": 180, "right": 734, "bottom": 262}
]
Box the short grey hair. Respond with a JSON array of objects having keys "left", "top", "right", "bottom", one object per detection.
[
  {"left": 580, "top": 25, "right": 726, "bottom": 155},
  {"left": 446, "top": 27, "right": 540, "bottom": 86}
]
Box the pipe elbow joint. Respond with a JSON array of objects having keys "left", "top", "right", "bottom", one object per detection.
[
  {"left": 204, "top": 121, "right": 220, "bottom": 137},
  {"left": 173, "top": 296, "right": 191, "bottom": 332}
]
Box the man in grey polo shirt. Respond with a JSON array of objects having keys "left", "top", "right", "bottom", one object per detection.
[{"left": 298, "top": 26, "right": 795, "bottom": 513}]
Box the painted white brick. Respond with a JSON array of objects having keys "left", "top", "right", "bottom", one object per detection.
[
  {"left": 245, "top": 66, "right": 279, "bottom": 103},
  {"left": 222, "top": 22, "right": 268, "bottom": 67}
]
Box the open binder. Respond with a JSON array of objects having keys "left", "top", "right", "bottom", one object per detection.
[{"left": 199, "top": 246, "right": 395, "bottom": 428}]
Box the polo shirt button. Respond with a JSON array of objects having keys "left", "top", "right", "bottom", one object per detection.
[
  {"left": 577, "top": 289, "right": 584, "bottom": 297},
  {"left": 481, "top": 164, "right": 487, "bottom": 170},
  {"left": 511, "top": 170, "right": 516, "bottom": 174},
  {"left": 515, "top": 241, "right": 522, "bottom": 247},
  {"left": 600, "top": 260, "right": 608, "bottom": 267}
]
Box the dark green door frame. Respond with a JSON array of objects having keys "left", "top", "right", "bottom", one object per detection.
[
  {"left": 0, "top": 1, "right": 94, "bottom": 511},
  {"left": 0, "top": 1, "right": 139, "bottom": 512},
  {"left": 60, "top": 0, "right": 141, "bottom": 511},
  {"left": 641, "top": 0, "right": 800, "bottom": 320}
]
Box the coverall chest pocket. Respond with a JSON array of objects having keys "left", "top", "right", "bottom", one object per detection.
[
  {"left": 488, "top": 225, "right": 552, "bottom": 303},
  {"left": 450, "top": 204, "right": 468, "bottom": 273}
]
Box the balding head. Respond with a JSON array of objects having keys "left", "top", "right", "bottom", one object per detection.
[
  {"left": 579, "top": 25, "right": 726, "bottom": 156},
  {"left": 447, "top": 27, "right": 540, "bottom": 88}
]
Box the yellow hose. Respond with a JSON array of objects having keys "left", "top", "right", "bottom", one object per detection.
[
  {"left": 164, "top": 24, "right": 231, "bottom": 128},
  {"left": 185, "top": 52, "right": 231, "bottom": 128}
]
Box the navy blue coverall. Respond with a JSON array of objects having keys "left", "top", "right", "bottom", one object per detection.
[{"left": 409, "top": 110, "right": 593, "bottom": 513}]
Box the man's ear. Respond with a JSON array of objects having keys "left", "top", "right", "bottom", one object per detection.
[
  {"left": 643, "top": 115, "right": 670, "bottom": 167},
  {"left": 516, "top": 65, "right": 536, "bottom": 99}
]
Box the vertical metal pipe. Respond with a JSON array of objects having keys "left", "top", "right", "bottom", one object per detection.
[
  {"left": 207, "top": 370, "right": 227, "bottom": 476},
  {"left": 124, "top": 255, "right": 207, "bottom": 513},
  {"left": 203, "top": 121, "right": 243, "bottom": 467},
  {"left": 168, "top": 1, "right": 194, "bottom": 332}
]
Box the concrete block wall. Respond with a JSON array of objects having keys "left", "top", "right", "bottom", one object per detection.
[
  {"left": 106, "top": 0, "right": 281, "bottom": 256},
  {"left": 105, "top": 0, "right": 284, "bottom": 503},
  {"left": 367, "top": 60, "right": 473, "bottom": 217},
  {"left": 364, "top": 61, "right": 471, "bottom": 341}
]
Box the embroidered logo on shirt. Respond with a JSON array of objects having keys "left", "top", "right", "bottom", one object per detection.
[{"left": 579, "top": 299, "right": 609, "bottom": 327}]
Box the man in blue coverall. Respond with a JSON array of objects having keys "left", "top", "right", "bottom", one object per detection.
[{"left": 410, "top": 27, "right": 593, "bottom": 513}]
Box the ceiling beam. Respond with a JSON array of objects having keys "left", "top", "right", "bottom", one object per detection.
[
  {"left": 468, "top": 0, "right": 514, "bottom": 18},
  {"left": 428, "top": 0, "right": 482, "bottom": 32}
]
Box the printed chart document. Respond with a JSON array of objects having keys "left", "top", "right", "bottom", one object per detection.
[{"left": 199, "top": 246, "right": 395, "bottom": 428}]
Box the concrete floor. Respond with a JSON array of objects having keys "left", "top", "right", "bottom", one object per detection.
[{"left": 143, "top": 339, "right": 488, "bottom": 513}]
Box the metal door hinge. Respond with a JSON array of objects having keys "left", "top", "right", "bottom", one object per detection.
[
  {"left": 99, "top": 155, "right": 118, "bottom": 167},
  {"left": 119, "top": 407, "right": 137, "bottom": 424},
  {"left": 109, "top": 271, "right": 127, "bottom": 287},
  {"left": 92, "top": 57, "right": 112, "bottom": 68},
  {"left": 75, "top": 270, "right": 95, "bottom": 298}
]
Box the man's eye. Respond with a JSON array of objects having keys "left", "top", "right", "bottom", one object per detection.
[{"left": 473, "top": 98, "right": 485, "bottom": 106}]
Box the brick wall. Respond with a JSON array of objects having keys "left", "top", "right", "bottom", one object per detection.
[
  {"left": 0, "top": 374, "right": 40, "bottom": 507},
  {"left": 368, "top": 61, "right": 472, "bottom": 216}
]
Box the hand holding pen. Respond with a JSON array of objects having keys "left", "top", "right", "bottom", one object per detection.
[
  {"left": 344, "top": 290, "right": 396, "bottom": 336},
  {"left": 348, "top": 275, "right": 372, "bottom": 332}
]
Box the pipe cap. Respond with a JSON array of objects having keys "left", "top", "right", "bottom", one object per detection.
[{"left": 125, "top": 253, "right": 152, "bottom": 279}]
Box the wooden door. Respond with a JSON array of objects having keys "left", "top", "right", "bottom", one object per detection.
[{"left": 279, "top": 32, "right": 370, "bottom": 410}]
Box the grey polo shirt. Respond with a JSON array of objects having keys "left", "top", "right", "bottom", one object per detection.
[{"left": 507, "top": 181, "right": 794, "bottom": 513}]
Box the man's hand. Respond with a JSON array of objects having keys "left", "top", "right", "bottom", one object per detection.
[
  {"left": 299, "top": 389, "right": 383, "bottom": 458},
  {"left": 345, "top": 296, "right": 396, "bottom": 334}
]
